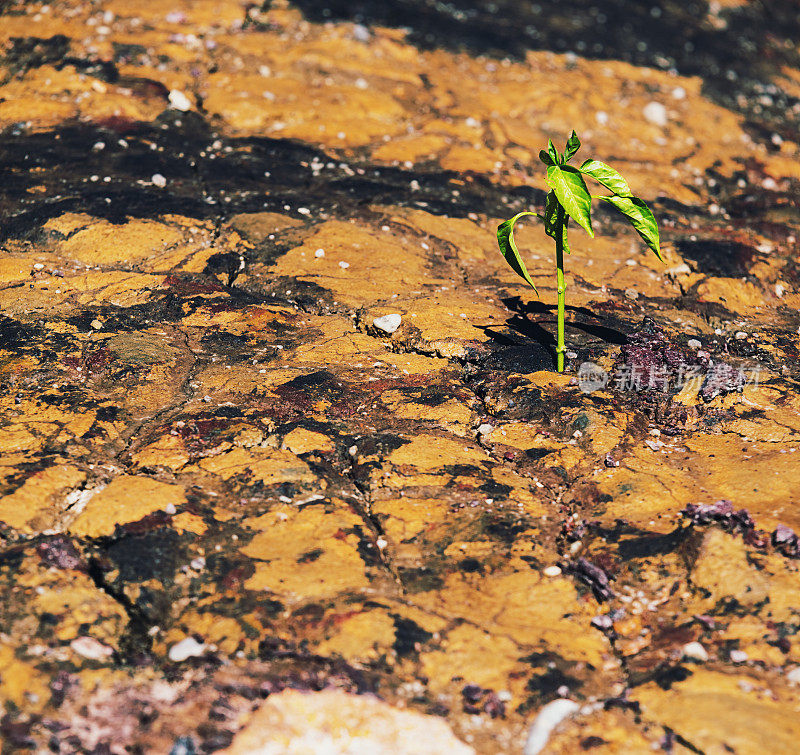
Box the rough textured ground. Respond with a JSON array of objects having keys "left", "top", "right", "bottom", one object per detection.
[{"left": 1, "top": 0, "right": 800, "bottom": 753}]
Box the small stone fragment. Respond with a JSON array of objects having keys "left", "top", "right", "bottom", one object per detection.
[
  {"left": 543, "top": 565, "right": 562, "bottom": 577},
  {"left": 477, "top": 423, "right": 494, "bottom": 435},
  {"left": 168, "top": 637, "right": 206, "bottom": 662},
  {"left": 567, "top": 558, "right": 615, "bottom": 601},
  {"left": 680, "top": 501, "right": 758, "bottom": 540},
  {"left": 700, "top": 363, "right": 746, "bottom": 402},
  {"left": 688, "top": 339, "right": 702, "bottom": 350},
  {"left": 70, "top": 636, "right": 114, "bottom": 660},
  {"left": 152, "top": 173, "right": 167, "bottom": 188},
  {"left": 729, "top": 649, "right": 748, "bottom": 663},
  {"left": 168, "top": 90, "right": 193, "bottom": 111},
  {"left": 373, "top": 313, "right": 402, "bottom": 335},
  {"left": 352, "top": 24, "right": 371, "bottom": 41},
  {"left": 643, "top": 101, "right": 668, "bottom": 126},
  {"left": 169, "top": 736, "right": 197, "bottom": 755},
  {"left": 772, "top": 524, "right": 799, "bottom": 557},
  {"left": 222, "top": 689, "right": 474, "bottom": 754},
  {"left": 36, "top": 536, "right": 85, "bottom": 571},
  {"left": 682, "top": 641, "right": 709, "bottom": 662},
  {"left": 524, "top": 699, "right": 581, "bottom": 755},
  {"left": 591, "top": 615, "right": 613, "bottom": 631}
]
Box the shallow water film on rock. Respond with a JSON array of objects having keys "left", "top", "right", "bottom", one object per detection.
[{"left": 1, "top": 0, "right": 800, "bottom": 752}]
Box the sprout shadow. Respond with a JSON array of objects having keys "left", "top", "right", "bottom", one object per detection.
[{"left": 476, "top": 295, "right": 628, "bottom": 366}]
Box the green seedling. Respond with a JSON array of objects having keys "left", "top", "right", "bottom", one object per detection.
[{"left": 497, "top": 131, "right": 662, "bottom": 372}]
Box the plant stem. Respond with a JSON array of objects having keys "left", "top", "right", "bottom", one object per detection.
[{"left": 554, "top": 206, "right": 566, "bottom": 372}]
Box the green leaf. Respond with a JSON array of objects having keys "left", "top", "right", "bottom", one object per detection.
[
  {"left": 544, "top": 191, "right": 559, "bottom": 238},
  {"left": 496, "top": 212, "right": 540, "bottom": 294},
  {"left": 544, "top": 191, "right": 571, "bottom": 254},
  {"left": 545, "top": 165, "right": 594, "bottom": 237},
  {"left": 597, "top": 195, "right": 662, "bottom": 261},
  {"left": 563, "top": 130, "right": 581, "bottom": 162},
  {"left": 539, "top": 149, "right": 555, "bottom": 166},
  {"left": 547, "top": 139, "right": 560, "bottom": 165},
  {"left": 579, "top": 160, "right": 632, "bottom": 197}
]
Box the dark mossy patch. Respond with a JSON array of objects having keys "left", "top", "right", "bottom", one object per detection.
[
  {"left": 675, "top": 239, "right": 759, "bottom": 277},
  {"left": 0, "top": 116, "right": 542, "bottom": 244},
  {"left": 392, "top": 615, "right": 433, "bottom": 657},
  {"left": 397, "top": 566, "right": 444, "bottom": 593},
  {"left": 105, "top": 528, "right": 184, "bottom": 583}
]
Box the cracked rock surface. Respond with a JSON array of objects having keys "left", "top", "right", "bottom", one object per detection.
[{"left": 2, "top": 0, "right": 800, "bottom": 752}]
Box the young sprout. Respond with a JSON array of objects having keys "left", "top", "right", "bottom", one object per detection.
[{"left": 497, "top": 131, "right": 662, "bottom": 372}]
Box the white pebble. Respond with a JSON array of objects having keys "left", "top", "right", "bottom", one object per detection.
[
  {"left": 376, "top": 537, "right": 388, "bottom": 550},
  {"left": 91, "top": 319, "right": 103, "bottom": 330},
  {"left": 729, "top": 649, "right": 748, "bottom": 663},
  {"left": 338, "top": 261, "right": 350, "bottom": 269},
  {"left": 643, "top": 101, "right": 668, "bottom": 127},
  {"left": 543, "top": 565, "right": 562, "bottom": 577},
  {"left": 682, "top": 641, "right": 708, "bottom": 662},
  {"left": 373, "top": 313, "right": 402, "bottom": 335},
  {"left": 735, "top": 331, "right": 747, "bottom": 340},
  {"left": 352, "top": 24, "right": 370, "bottom": 41},
  {"left": 314, "top": 248, "right": 325, "bottom": 258},
  {"left": 672, "top": 86, "right": 686, "bottom": 100},
  {"left": 665, "top": 263, "right": 691, "bottom": 276},
  {"left": 70, "top": 636, "right": 113, "bottom": 660},
  {"left": 624, "top": 288, "right": 639, "bottom": 300},
  {"left": 786, "top": 667, "right": 800, "bottom": 685},
  {"left": 168, "top": 90, "right": 193, "bottom": 111},
  {"left": 152, "top": 173, "right": 167, "bottom": 188},
  {"left": 33, "top": 262, "right": 45, "bottom": 270},
  {"left": 478, "top": 423, "right": 494, "bottom": 435},
  {"left": 164, "top": 503, "right": 177, "bottom": 515},
  {"left": 168, "top": 637, "right": 206, "bottom": 662},
  {"left": 190, "top": 556, "right": 206, "bottom": 571},
  {"left": 524, "top": 699, "right": 580, "bottom": 755},
  {"left": 595, "top": 111, "right": 609, "bottom": 125},
  {"left": 688, "top": 339, "right": 701, "bottom": 350}
]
